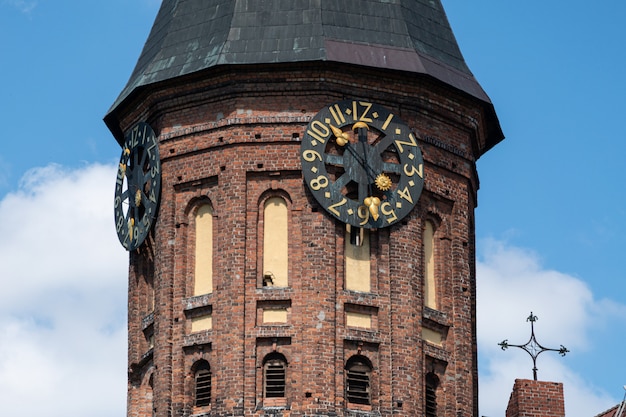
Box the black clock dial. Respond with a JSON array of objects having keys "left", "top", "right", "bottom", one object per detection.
[
  {"left": 114, "top": 122, "right": 161, "bottom": 250},
  {"left": 301, "top": 100, "right": 424, "bottom": 229}
]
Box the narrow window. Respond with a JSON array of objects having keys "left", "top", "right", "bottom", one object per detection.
[
  {"left": 194, "top": 204, "right": 213, "bottom": 295},
  {"left": 345, "top": 225, "right": 370, "bottom": 292},
  {"left": 263, "top": 353, "right": 287, "bottom": 398},
  {"left": 345, "top": 356, "right": 372, "bottom": 405},
  {"left": 194, "top": 360, "right": 212, "bottom": 407},
  {"left": 424, "top": 221, "right": 437, "bottom": 309},
  {"left": 262, "top": 197, "right": 288, "bottom": 287},
  {"left": 425, "top": 372, "right": 439, "bottom": 417}
]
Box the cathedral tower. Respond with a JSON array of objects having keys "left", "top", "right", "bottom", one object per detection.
[{"left": 105, "top": 2, "right": 503, "bottom": 416}]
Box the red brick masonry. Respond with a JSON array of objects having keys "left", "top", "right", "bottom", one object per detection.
[{"left": 506, "top": 379, "right": 565, "bottom": 417}]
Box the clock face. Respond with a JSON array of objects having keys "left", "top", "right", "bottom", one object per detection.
[
  {"left": 114, "top": 122, "right": 161, "bottom": 250},
  {"left": 301, "top": 100, "right": 424, "bottom": 229}
]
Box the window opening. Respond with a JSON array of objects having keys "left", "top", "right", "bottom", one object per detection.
[
  {"left": 263, "top": 353, "right": 287, "bottom": 398},
  {"left": 194, "top": 360, "right": 211, "bottom": 407},
  {"left": 194, "top": 204, "right": 213, "bottom": 295},
  {"left": 345, "top": 356, "right": 371, "bottom": 405},
  {"left": 345, "top": 226, "right": 371, "bottom": 292},
  {"left": 348, "top": 224, "right": 364, "bottom": 247},
  {"left": 425, "top": 372, "right": 439, "bottom": 417},
  {"left": 262, "top": 197, "right": 289, "bottom": 287},
  {"left": 424, "top": 220, "right": 437, "bottom": 309}
]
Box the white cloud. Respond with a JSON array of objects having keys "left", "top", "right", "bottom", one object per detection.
[
  {"left": 0, "top": 163, "right": 127, "bottom": 417},
  {"left": 477, "top": 238, "right": 623, "bottom": 417}
]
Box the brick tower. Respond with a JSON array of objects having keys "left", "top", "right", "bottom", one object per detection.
[{"left": 105, "top": 1, "right": 503, "bottom": 416}]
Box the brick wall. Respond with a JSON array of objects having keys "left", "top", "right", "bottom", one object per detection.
[
  {"left": 506, "top": 379, "right": 565, "bottom": 417},
  {"left": 117, "top": 61, "right": 496, "bottom": 417}
]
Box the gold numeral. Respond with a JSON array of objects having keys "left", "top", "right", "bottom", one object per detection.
[
  {"left": 329, "top": 104, "right": 346, "bottom": 125},
  {"left": 328, "top": 198, "right": 347, "bottom": 216},
  {"left": 307, "top": 120, "right": 331, "bottom": 144},
  {"left": 352, "top": 101, "right": 373, "bottom": 123},
  {"left": 404, "top": 163, "right": 424, "bottom": 178},
  {"left": 397, "top": 186, "right": 413, "bottom": 204},
  {"left": 116, "top": 167, "right": 124, "bottom": 185},
  {"left": 146, "top": 140, "right": 157, "bottom": 157},
  {"left": 141, "top": 124, "right": 148, "bottom": 145},
  {"left": 381, "top": 202, "right": 397, "bottom": 224},
  {"left": 382, "top": 113, "right": 394, "bottom": 131},
  {"left": 395, "top": 133, "right": 417, "bottom": 153},
  {"left": 130, "top": 127, "right": 139, "bottom": 148},
  {"left": 309, "top": 175, "right": 329, "bottom": 191},
  {"left": 357, "top": 205, "right": 370, "bottom": 226},
  {"left": 302, "top": 149, "right": 322, "bottom": 162},
  {"left": 359, "top": 101, "right": 373, "bottom": 122}
]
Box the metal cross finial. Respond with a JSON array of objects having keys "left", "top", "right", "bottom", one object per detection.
[{"left": 498, "top": 312, "right": 569, "bottom": 381}]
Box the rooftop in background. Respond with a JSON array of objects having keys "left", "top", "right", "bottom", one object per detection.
[
  {"left": 595, "top": 405, "right": 620, "bottom": 417},
  {"left": 594, "top": 394, "right": 626, "bottom": 417}
]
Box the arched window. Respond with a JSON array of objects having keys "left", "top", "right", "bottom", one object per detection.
[
  {"left": 193, "top": 360, "right": 212, "bottom": 407},
  {"left": 194, "top": 204, "right": 213, "bottom": 295},
  {"left": 424, "top": 220, "right": 437, "bottom": 309},
  {"left": 262, "top": 197, "right": 288, "bottom": 287},
  {"left": 263, "top": 352, "right": 287, "bottom": 398},
  {"left": 345, "top": 355, "right": 372, "bottom": 405},
  {"left": 425, "top": 372, "right": 439, "bottom": 417}
]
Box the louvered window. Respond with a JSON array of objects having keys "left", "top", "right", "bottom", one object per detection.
[
  {"left": 194, "top": 361, "right": 211, "bottom": 407},
  {"left": 425, "top": 372, "right": 439, "bottom": 417},
  {"left": 345, "top": 357, "right": 371, "bottom": 405},
  {"left": 264, "top": 359, "right": 286, "bottom": 398}
]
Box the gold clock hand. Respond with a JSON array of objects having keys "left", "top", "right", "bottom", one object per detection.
[
  {"left": 364, "top": 196, "right": 381, "bottom": 221},
  {"left": 353, "top": 122, "right": 379, "bottom": 201},
  {"left": 129, "top": 217, "right": 135, "bottom": 241},
  {"left": 330, "top": 124, "right": 350, "bottom": 146}
]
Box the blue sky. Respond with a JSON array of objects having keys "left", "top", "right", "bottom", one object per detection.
[{"left": 0, "top": 1, "right": 624, "bottom": 416}]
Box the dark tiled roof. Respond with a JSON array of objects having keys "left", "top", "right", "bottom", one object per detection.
[{"left": 107, "top": 0, "right": 491, "bottom": 116}]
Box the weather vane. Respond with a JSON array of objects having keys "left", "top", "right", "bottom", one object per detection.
[{"left": 498, "top": 312, "right": 569, "bottom": 381}]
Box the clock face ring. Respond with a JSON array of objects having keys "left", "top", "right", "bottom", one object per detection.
[
  {"left": 301, "top": 100, "right": 424, "bottom": 229},
  {"left": 114, "top": 122, "right": 161, "bottom": 250}
]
